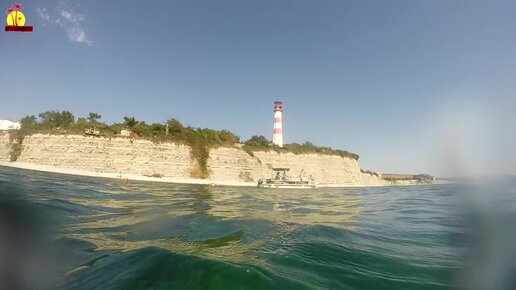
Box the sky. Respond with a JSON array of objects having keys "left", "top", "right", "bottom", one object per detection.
[{"left": 1, "top": 0, "right": 515, "bottom": 176}]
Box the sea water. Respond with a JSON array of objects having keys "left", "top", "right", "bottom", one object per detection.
[{"left": 1, "top": 166, "right": 515, "bottom": 290}]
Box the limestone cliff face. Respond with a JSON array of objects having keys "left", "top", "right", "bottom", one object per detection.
[
  {"left": 0, "top": 133, "right": 10, "bottom": 161},
  {"left": 254, "top": 151, "right": 361, "bottom": 185},
  {"left": 0, "top": 133, "right": 404, "bottom": 186},
  {"left": 207, "top": 148, "right": 372, "bottom": 185},
  {"left": 16, "top": 134, "right": 192, "bottom": 177},
  {"left": 359, "top": 172, "right": 387, "bottom": 186},
  {"left": 207, "top": 147, "right": 267, "bottom": 182}
]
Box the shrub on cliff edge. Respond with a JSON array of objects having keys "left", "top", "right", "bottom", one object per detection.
[
  {"left": 8, "top": 130, "right": 25, "bottom": 161},
  {"left": 242, "top": 137, "right": 359, "bottom": 161}
]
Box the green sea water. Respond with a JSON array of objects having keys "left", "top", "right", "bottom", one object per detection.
[{"left": 1, "top": 166, "right": 514, "bottom": 290}]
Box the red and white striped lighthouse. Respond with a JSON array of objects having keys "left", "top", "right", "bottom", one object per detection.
[{"left": 273, "top": 101, "right": 283, "bottom": 147}]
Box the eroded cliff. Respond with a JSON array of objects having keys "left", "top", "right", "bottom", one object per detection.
[
  {"left": 14, "top": 134, "right": 192, "bottom": 177},
  {"left": 0, "top": 133, "right": 407, "bottom": 186},
  {"left": 0, "top": 133, "right": 10, "bottom": 161}
]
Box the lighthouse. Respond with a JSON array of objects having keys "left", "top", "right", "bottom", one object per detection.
[{"left": 273, "top": 101, "right": 283, "bottom": 147}]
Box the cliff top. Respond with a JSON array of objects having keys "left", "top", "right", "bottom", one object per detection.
[{"left": 14, "top": 110, "right": 360, "bottom": 161}]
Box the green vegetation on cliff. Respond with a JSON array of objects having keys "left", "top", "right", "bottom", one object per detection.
[
  {"left": 243, "top": 136, "right": 359, "bottom": 161},
  {"left": 360, "top": 169, "right": 380, "bottom": 177},
  {"left": 11, "top": 110, "right": 359, "bottom": 176},
  {"left": 13, "top": 111, "right": 240, "bottom": 178},
  {"left": 8, "top": 131, "right": 23, "bottom": 161}
]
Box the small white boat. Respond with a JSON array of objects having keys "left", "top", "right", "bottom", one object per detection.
[{"left": 257, "top": 168, "right": 317, "bottom": 189}]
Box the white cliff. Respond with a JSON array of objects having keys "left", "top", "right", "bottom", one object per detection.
[{"left": 0, "top": 133, "right": 431, "bottom": 186}]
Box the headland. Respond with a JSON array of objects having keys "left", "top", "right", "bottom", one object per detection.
[{"left": 0, "top": 110, "right": 438, "bottom": 187}]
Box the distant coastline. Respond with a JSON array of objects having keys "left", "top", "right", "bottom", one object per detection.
[{"left": 0, "top": 110, "right": 437, "bottom": 187}]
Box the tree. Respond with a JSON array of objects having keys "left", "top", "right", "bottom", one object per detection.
[
  {"left": 58, "top": 111, "right": 74, "bottom": 128},
  {"left": 87, "top": 112, "right": 102, "bottom": 123},
  {"left": 19, "top": 115, "right": 38, "bottom": 130},
  {"left": 149, "top": 123, "right": 166, "bottom": 136},
  {"left": 132, "top": 122, "right": 151, "bottom": 137},
  {"left": 123, "top": 116, "right": 138, "bottom": 128},
  {"left": 74, "top": 118, "right": 89, "bottom": 130},
  {"left": 166, "top": 118, "right": 185, "bottom": 139},
  {"left": 218, "top": 130, "right": 240, "bottom": 144},
  {"left": 38, "top": 110, "right": 75, "bottom": 129},
  {"left": 244, "top": 135, "right": 270, "bottom": 147}
]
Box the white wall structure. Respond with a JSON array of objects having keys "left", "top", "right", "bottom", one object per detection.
[
  {"left": 272, "top": 101, "right": 283, "bottom": 147},
  {"left": 120, "top": 129, "right": 131, "bottom": 137},
  {"left": 0, "top": 120, "right": 21, "bottom": 130}
]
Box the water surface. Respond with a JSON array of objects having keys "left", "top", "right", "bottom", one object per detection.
[{"left": 0, "top": 166, "right": 480, "bottom": 289}]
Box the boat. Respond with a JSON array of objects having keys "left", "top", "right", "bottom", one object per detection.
[{"left": 257, "top": 168, "right": 317, "bottom": 189}]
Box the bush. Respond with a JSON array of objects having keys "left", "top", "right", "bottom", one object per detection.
[
  {"left": 239, "top": 171, "right": 254, "bottom": 182},
  {"left": 242, "top": 137, "right": 359, "bottom": 161},
  {"left": 9, "top": 142, "right": 22, "bottom": 161},
  {"left": 244, "top": 135, "right": 270, "bottom": 148},
  {"left": 242, "top": 135, "right": 276, "bottom": 155},
  {"left": 132, "top": 122, "right": 152, "bottom": 137},
  {"left": 19, "top": 115, "right": 38, "bottom": 130},
  {"left": 8, "top": 130, "right": 26, "bottom": 161},
  {"left": 38, "top": 110, "right": 75, "bottom": 129},
  {"left": 360, "top": 169, "right": 379, "bottom": 177}
]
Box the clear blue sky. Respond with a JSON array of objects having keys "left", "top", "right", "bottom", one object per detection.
[{"left": 1, "top": 0, "right": 515, "bottom": 176}]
